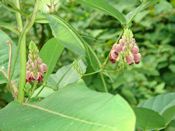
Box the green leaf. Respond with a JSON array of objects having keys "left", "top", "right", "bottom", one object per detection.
[
  {"left": 0, "top": 82, "right": 136, "bottom": 131},
  {"left": 0, "top": 22, "right": 19, "bottom": 35},
  {"left": 134, "top": 107, "right": 166, "bottom": 130},
  {"left": 169, "top": 65, "right": 175, "bottom": 73},
  {"left": 47, "top": 60, "right": 86, "bottom": 90},
  {"left": 84, "top": 43, "right": 101, "bottom": 70},
  {"left": 78, "top": 0, "right": 126, "bottom": 25},
  {"left": 48, "top": 15, "right": 86, "bottom": 57},
  {"left": 39, "top": 38, "right": 64, "bottom": 80},
  {"left": 155, "top": 0, "right": 173, "bottom": 14},
  {"left": 162, "top": 106, "right": 175, "bottom": 125},
  {"left": 48, "top": 15, "right": 101, "bottom": 71},
  {"left": 126, "top": 0, "right": 159, "bottom": 24},
  {"left": 166, "top": 120, "right": 175, "bottom": 131},
  {"left": 140, "top": 93, "right": 175, "bottom": 114}
]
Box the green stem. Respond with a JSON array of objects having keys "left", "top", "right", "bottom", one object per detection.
[
  {"left": 15, "top": 0, "right": 23, "bottom": 32},
  {"left": 17, "top": 0, "right": 39, "bottom": 103},
  {"left": 99, "top": 72, "right": 108, "bottom": 92},
  {"left": 34, "top": 83, "right": 46, "bottom": 98},
  {"left": 10, "top": 0, "right": 23, "bottom": 78},
  {"left": 31, "top": 81, "right": 38, "bottom": 96},
  {"left": 83, "top": 70, "right": 101, "bottom": 77},
  {"left": 7, "top": 41, "right": 12, "bottom": 81}
]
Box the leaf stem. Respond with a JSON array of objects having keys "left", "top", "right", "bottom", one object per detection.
[
  {"left": 7, "top": 41, "right": 12, "bottom": 81},
  {"left": 17, "top": 0, "right": 39, "bottom": 103},
  {"left": 15, "top": 0, "right": 23, "bottom": 32},
  {"left": 34, "top": 83, "right": 46, "bottom": 98},
  {"left": 83, "top": 70, "right": 101, "bottom": 77},
  {"left": 99, "top": 72, "right": 108, "bottom": 92}
]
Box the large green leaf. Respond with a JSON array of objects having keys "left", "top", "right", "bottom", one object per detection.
[
  {"left": 139, "top": 93, "right": 175, "bottom": 129},
  {"left": 134, "top": 107, "right": 166, "bottom": 130},
  {"left": 48, "top": 15, "right": 85, "bottom": 57},
  {"left": 162, "top": 106, "right": 175, "bottom": 125},
  {"left": 39, "top": 38, "right": 64, "bottom": 80},
  {"left": 140, "top": 93, "right": 175, "bottom": 114},
  {"left": 47, "top": 60, "right": 86, "bottom": 90},
  {"left": 78, "top": 0, "right": 126, "bottom": 25},
  {"left": 0, "top": 82, "right": 136, "bottom": 131},
  {"left": 48, "top": 15, "right": 101, "bottom": 71}
]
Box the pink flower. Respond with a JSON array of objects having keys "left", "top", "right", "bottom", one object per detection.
[
  {"left": 115, "top": 44, "right": 124, "bottom": 52},
  {"left": 126, "top": 55, "right": 134, "bottom": 65},
  {"left": 109, "top": 29, "right": 141, "bottom": 65},
  {"left": 26, "top": 71, "right": 34, "bottom": 83},
  {"left": 109, "top": 49, "right": 118, "bottom": 63},
  {"left": 133, "top": 53, "right": 141, "bottom": 64},
  {"left": 131, "top": 46, "right": 139, "bottom": 54},
  {"left": 36, "top": 72, "right": 43, "bottom": 82},
  {"left": 39, "top": 63, "right": 48, "bottom": 73}
]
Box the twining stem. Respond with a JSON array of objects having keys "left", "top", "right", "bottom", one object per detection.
[
  {"left": 15, "top": 0, "right": 23, "bottom": 32},
  {"left": 17, "top": 0, "right": 39, "bottom": 103}
]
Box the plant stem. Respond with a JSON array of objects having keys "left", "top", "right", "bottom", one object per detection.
[
  {"left": 100, "top": 72, "right": 108, "bottom": 92},
  {"left": 7, "top": 41, "right": 12, "bottom": 81},
  {"left": 34, "top": 83, "right": 46, "bottom": 98},
  {"left": 83, "top": 70, "right": 101, "bottom": 77},
  {"left": 17, "top": 0, "right": 39, "bottom": 103},
  {"left": 15, "top": 0, "right": 23, "bottom": 32},
  {"left": 10, "top": 0, "right": 23, "bottom": 78}
]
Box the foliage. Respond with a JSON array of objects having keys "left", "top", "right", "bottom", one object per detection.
[{"left": 0, "top": 0, "right": 175, "bottom": 130}]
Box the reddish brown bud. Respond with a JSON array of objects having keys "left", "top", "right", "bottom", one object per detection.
[
  {"left": 36, "top": 72, "right": 43, "bottom": 82},
  {"left": 109, "top": 49, "right": 118, "bottom": 63},
  {"left": 133, "top": 53, "right": 141, "bottom": 64},
  {"left": 126, "top": 55, "right": 134, "bottom": 65},
  {"left": 26, "top": 71, "right": 35, "bottom": 83}
]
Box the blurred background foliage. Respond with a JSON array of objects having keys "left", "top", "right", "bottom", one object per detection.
[{"left": 0, "top": 0, "right": 175, "bottom": 108}]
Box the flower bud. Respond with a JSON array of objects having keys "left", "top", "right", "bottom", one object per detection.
[
  {"left": 119, "top": 38, "right": 126, "bottom": 45},
  {"left": 26, "top": 71, "right": 35, "bottom": 83},
  {"left": 26, "top": 41, "right": 48, "bottom": 83},
  {"left": 36, "top": 72, "right": 43, "bottom": 82},
  {"left": 133, "top": 53, "right": 141, "bottom": 64},
  {"left": 126, "top": 55, "right": 134, "bottom": 65},
  {"left": 115, "top": 44, "right": 124, "bottom": 52},
  {"left": 109, "top": 50, "right": 118, "bottom": 63},
  {"left": 131, "top": 46, "right": 139, "bottom": 54},
  {"left": 109, "top": 29, "right": 141, "bottom": 65},
  {"left": 39, "top": 63, "right": 48, "bottom": 73}
]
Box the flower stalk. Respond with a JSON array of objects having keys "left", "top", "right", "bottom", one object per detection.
[{"left": 17, "top": 0, "right": 39, "bottom": 103}]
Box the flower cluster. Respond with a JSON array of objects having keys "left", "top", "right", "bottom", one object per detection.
[
  {"left": 109, "top": 29, "right": 141, "bottom": 65},
  {"left": 26, "top": 42, "right": 47, "bottom": 83}
]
